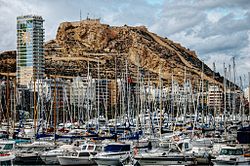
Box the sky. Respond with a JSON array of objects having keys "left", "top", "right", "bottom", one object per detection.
[{"left": 0, "top": 0, "right": 250, "bottom": 86}]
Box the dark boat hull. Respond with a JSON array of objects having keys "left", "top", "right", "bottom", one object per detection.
[{"left": 14, "top": 155, "right": 45, "bottom": 164}]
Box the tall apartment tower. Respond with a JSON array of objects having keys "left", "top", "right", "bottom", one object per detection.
[{"left": 17, "top": 15, "right": 44, "bottom": 87}]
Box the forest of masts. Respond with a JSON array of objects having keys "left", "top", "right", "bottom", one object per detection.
[{"left": 0, "top": 57, "right": 249, "bottom": 130}]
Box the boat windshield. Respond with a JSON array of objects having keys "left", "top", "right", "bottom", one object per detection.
[
  {"left": 81, "top": 145, "right": 87, "bottom": 150},
  {"left": 34, "top": 147, "right": 47, "bottom": 151},
  {"left": 3, "top": 144, "right": 13, "bottom": 150},
  {"left": 220, "top": 148, "right": 243, "bottom": 155},
  {"left": 87, "top": 145, "right": 95, "bottom": 151},
  {"left": 96, "top": 145, "right": 102, "bottom": 151}
]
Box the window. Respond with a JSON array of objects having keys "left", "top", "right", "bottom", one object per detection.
[
  {"left": 3, "top": 144, "right": 13, "bottom": 150},
  {"left": 79, "top": 152, "right": 87, "bottom": 157},
  {"left": 87, "top": 145, "right": 94, "bottom": 151},
  {"left": 178, "top": 143, "right": 183, "bottom": 150},
  {"left": 81, "top": 145, "right": 87, "bottom": 150}
]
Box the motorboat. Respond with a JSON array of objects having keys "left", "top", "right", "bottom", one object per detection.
[
  {"left": 212, "top": 145, "right": 250, "bottom": 165},
  {"left": 134, "top": 139, "right": 196, "bottom": 166},
  {"left": 14, "top": 141, "right": 56, "bottom": 164},
  {"left": 0, "top": 140, "right": 15, "bottom": 152},
  {"left": 91, "top": 142, "right": 131, "bottom": 166},
  {"left": 0, "top": 140, "right": 16, "bottom": 165},
  {"left": 0, "top": 152, "right": 15, "bottom": 166},
  {"left": 58, "top": 142, "right": 102, "bottom": 165},
  {"left": 41, "top": 144, "right": 77, "bottom": 165}
]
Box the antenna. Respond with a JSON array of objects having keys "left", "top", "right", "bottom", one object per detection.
[
  {"left": 213, "top": 62, "right": 216, "bottom": 72},
  {"left": 233, "top": 57, "right": 236, "bottom": 85},
  {"left": 87, "top": 13, "right": 89, "bottom": 20},
  {"left": 80, "top": 9, "right": 82, "bottom": 21},
  {"left": 248, "top": 72, "right": 250, "bottom": 117}
]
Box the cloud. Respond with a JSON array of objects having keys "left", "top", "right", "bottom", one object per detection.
[{"left": 150, "top": 0, "right": 250, "bottom": 82}]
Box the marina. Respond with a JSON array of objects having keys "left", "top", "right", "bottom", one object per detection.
[{"left": 0, "top": 1, "right": 250, "bottom": 166}]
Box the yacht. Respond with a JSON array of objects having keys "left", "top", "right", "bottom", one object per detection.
[
  {"left": 14, "top": 141, "right": 56, "bottom": 164},
  {"left": 91, "top": 142, "right": 131, "bottom": 166},
  {"left": 0, "top": 152, "right": 15, "bottom": 166},
  {"left": 212, "top": 145, "right": 250, "bottom": 165},
  {"left": 0, "top": 140, "right": 16, "bottom": 165},
  {"left": 58, "top": 142, "right": 102, "bottom": 165},
  {"left": 0, "top": 140, "right": 15, "bottom": 152},
  {"left": 134, "top": 139, "right": 196, "bottom": 166},
  {"left": 41, "top": 144, "right": 77, "bottom": 165}
]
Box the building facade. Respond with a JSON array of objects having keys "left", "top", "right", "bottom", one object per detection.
[
  {"left": 207, "top": 85, "right": 223, "bottom": 110},
  {"left": 17, "top": 15, "right": 44, "bottom": 87}
]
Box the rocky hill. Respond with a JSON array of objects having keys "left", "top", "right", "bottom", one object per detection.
[
  {"left": 45, "top": 19, "right": 226, "bottom": 87},
  {"left": 1, "top": 19, "right": 228, "bottom": 88}
]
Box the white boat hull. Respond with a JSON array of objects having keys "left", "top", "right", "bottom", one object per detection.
[
  {"left": 94, "top": 157, "right": 122, "bottom": 166},
  {"left": 212, "top": 159, "right": 249, "bottom": 165},
  {"left": 134, "top": 156, "right": 195, "bottom": 166},
  {"left": 0, "top": 154, "right": 15, "bottom": 166},
  {"left": 58, "top": 156, "right": 96, "bottom": 165},
  {"left": 41, "top": 155, "right": 59, "bottom": 165}
]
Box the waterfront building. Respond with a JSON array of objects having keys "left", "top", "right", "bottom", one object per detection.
[
  {"left": 207, "top": 85, "right": 223, "bottom": 111},
  {"left": 70, "top": 76, "right": 111, "bottom": 119},
  {"left": 70, "top": 76, "right": 95, "bottom": 107},
  {"left": 46, "top": 78, "right": 70, "bottom": 123},
  {"left": 94, "top": 79, "right": 111, "bottom": 113},
  {"left": 244, "top": 87, "right": 249, "bottom": 102},
  {"left": 16, "top": 15, "right": 44, "bottom": 87}
]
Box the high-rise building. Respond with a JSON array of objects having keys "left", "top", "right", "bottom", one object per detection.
[{"left": 16, "top": 15, "right": 44, "bottom": 87}]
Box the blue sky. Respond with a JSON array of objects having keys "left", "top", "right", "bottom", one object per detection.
[{"left": 0, "top": 0, "right": 249, "bottom": 85}]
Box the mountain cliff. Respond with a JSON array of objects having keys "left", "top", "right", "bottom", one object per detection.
[{"left": 45, "top": 19, "right": 223, "bottom": 87}]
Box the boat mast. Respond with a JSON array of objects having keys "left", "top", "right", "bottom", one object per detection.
[
  {"left": 183, "top": 66, "right": 187, "bottom": 122},
  {"left": 239, "top": 76, "right": 243, "bottom": 123},
  {"left": 105, "top": 71, "right": 108, "bottom": 125},
  {"left": 114, "top": 54, "right": 118, "bottom": 138},
  {"left": 213, "top": 62, "right": 216, "bottom": 124},
  {"left": 249, "top": 72, "right": 250, "bottom": 120},
  {"left": 125, "top": 58, "right": 130, "bottom": 124},
  {"left": 62, "top": 86, "right": 65, "bottom": 128},
  {"left": 201, "top": 61, "right": 204, "bottom": 125},
  {"left": 97, "top": 57, "right": 100, "bottom": 133},
  {"left": 228, "top": 64, "right": 232, "bottom": 120},
  {"left": 171, "top": 68, "right": 174, "bottom": 131},
  {"left": 6, "top": 72, "right": 10, "bottom": 136},
  {"left": 223, "top": 63, "right": 227, "bottom": 127},
  {"left": 136, "top": 55, "right": 140, "bottom": 133},
  {"left": 33, "top": 75, "right": 37, "bottom": 138},
  {"left": 87, "top": 57, "right": 90, "bottom": 130},
  {"left": 232, "top": 57, "right": 236, "bottom": 120},
  {"left": 53, "top": 76, "right": 57, "bottom": 142},
  {"left": 159, "top": 63, "right": 162, "bottom": 138},
  {"left": 13, "top": 77, "right": 16, "bottom": 130}
]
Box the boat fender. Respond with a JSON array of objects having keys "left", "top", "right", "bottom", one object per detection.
[{"left": 133, "top": 147, "right": 138, "bottom": 156}]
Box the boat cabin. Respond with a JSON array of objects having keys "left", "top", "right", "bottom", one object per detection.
[
  {"left": 0, "top": 140, "right": 15, "bottom": 152},
  {"left": 168, "top": 140, "right": 193, "bottom": 153},
  {"left": 219, "top": 147, "right": 244, "bottom": 156},
  {"left": 70, "top": 143, "right": 102, "bottom": 157}
]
